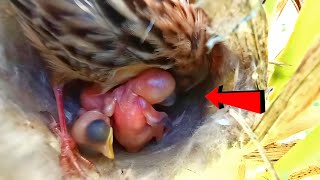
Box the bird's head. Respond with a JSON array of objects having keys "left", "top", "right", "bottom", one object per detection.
[{"left": 71, "top": 111, "right": 114, "bottom": 159}]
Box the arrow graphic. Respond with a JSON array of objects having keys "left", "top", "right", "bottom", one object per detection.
[{"left": 205, "top": 85, "right": 265, "bottom": 114}]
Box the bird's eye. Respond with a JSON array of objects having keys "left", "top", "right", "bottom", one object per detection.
[
  {"left": 86, "top": 119, "right": 110, "bottom": 143},
  {"left": 71, "top": 111, "right": 114, "bottom": 159}
]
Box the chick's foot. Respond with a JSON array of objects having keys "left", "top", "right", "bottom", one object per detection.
[{"left": 59, "top": 133, "right": 95, "bottom": 178}]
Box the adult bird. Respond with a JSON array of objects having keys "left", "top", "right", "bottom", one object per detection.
[{"left": 10, "top": 0, "right": 212, "bottom": 177}]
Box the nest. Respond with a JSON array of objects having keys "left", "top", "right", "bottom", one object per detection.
[{"left": 0, "top": 0, "right": 273, "bottom": 179}]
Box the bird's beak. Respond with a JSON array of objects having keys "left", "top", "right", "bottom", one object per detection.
[{"left": 101, "top": 127, "right": 114, "bottom": 159}]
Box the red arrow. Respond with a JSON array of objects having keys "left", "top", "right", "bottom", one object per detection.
[{"left": 205, "top": 85, "right": 265, "bottom": 114}]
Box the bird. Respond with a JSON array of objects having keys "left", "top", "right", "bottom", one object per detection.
[
  {"left": 109, "top": 68, "right": 175, "bottom": 152},
  {"left": 74, "top": 68, "right": 175, "bottom": 153},
  {"left": 9, "top": 0, "right": 212, "bottom": 178}
]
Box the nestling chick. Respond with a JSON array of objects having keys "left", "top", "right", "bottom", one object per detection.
[
  {"left": 10, "top": 0, "right": 211, "bottom": 177},
  {"left": 78, "top": 68, "right": 175, "bottom": 153}
]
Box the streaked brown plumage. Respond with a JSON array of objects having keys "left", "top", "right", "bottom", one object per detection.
[
  {"left": 9, "top": 0, "right": 212, "bottom": 178},
  {"left": 10, "top": 0, "right": 211, "bottom": 91}
]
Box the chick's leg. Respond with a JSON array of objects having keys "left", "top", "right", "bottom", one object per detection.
[
  {"left": 137, "top": 97, "right": 168, "bottom": 127},
  {"left": 53, "top": 85, "right": 94, "bottom": 178}
]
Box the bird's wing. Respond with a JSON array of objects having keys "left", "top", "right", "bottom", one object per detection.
[
  {"left": 10, "top": 0, "right": 210, "bottom": 90},
  {"left": 9, "top": 0, "right": 162, "bottom": 80}
]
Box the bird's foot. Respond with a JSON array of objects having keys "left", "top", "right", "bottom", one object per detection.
[
  {"left": 40, "top": 111, "right": 97, "bottom": 179},
  {"left": 51, "top": 85, "right": 98, "bottom": 179},
  {"left": 59, "top": 133, "right": 96, "bottom": 179}
]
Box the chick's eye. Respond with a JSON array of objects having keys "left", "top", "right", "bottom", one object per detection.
[
  {"left": 86, "top": 119, "right": 110, "bottom": 143},
  {"left": 71, "top": 110, "right": 111, "bottom": 147},
  {"left": 71, "top": 111, "right": 114, "bottom": 159}
]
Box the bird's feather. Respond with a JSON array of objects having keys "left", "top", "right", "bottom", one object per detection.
[{"left": 10, "top": 0, "right": 211, "bottom": 91}]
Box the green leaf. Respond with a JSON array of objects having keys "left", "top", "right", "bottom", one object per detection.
[
  {"left": 268, "top": 0, "right": 320, "bottom": 102},
  {"left": 251, "top": 36, "right": 320, "bottom": 180},
  {"left": 259, "top": 125, "right": 320, "bottom": 180},
  {"left": 263, "top": 0, "right": 280, "bottom": 21}
]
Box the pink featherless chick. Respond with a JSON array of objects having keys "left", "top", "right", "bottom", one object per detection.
[{"left": 76, "top": 68, "right": 176, "bottom": 153}]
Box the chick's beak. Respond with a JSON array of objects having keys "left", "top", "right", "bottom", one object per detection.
[{"left": 101, "top": 127, "right": 114, "bottom": 159}]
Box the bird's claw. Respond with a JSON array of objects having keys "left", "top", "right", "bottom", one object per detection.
[
  {"left": 59, "top": 133, "right": 96, "bottom": 179},
  {"left": 39, "top": 111, "right": 97, "bottom": 179}
]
